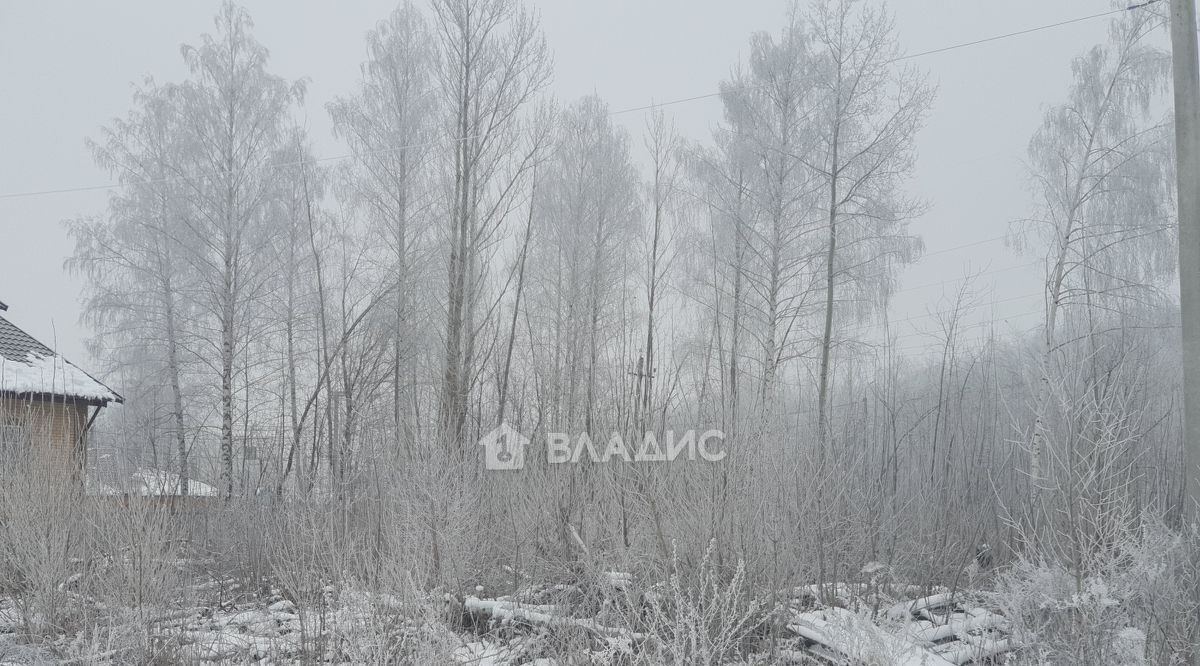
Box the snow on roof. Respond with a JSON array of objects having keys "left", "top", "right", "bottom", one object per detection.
[
  {"left": 130, "top": 467, "right": 217, "bottom": 497},
  {"left": 88, "top": 467, "right": 217, "bottom": 497},
  {"left": 0, "top": 314, "right": 121, "bottom": 404},
  {"left": 1, "top": 352, "right": 123, "bottom": 404}
]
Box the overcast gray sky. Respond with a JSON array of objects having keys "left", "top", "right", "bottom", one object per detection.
[{"left": 0, "top": 1, "right": 1143, "bottom": 366}]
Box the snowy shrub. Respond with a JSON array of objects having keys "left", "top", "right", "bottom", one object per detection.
[
  {"left": 0, "top": 464, "right": 88, "bottom": 639},
  {"left": 993, "top": 353, "right": 1198, "bottom": 664},
  {"left": 991, "top": 558, "right": 1134, "bottom": 665},
  {"left": 628, "top": 540, "right": 766, "bottom": 665},
  {"left": 264, "top": 497, "right": 342, "bottom": 660},
  {"left": 991, "top": 518, "right": 1200, "bottom": 666},
  {"left": 330, "top": 587, "right": 460, "bottom": 665},
  {"left": 363, "top": 451, "right": 488, "bottom": 591},
  {"left": 78, "top": 498, "right": 191, "bottom": 662},
  {"left": 1117, "top": 519, "right": 1200, "bottom": 665},
  {"left": 182, "top": 500, "right": 277, "bottom": 602}
]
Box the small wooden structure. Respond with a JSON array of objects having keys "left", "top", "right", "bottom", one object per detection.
[{"left": 0, "top": 301, "right": 121, "bottom": 480}]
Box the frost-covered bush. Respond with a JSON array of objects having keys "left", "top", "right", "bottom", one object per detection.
[
  {"left": 330, "top": 587, "right": 460, "bottom": 665},
  {"left": 991, "top": 517, "right": 1200, "bottom": 665},
  {"left": 629, "top": 540, "right": 766, "bottom": 665},
  {"left": 991, "top": 557, "right": 1135, "bottom": 665},
  {"left": 78, "top": 498, "right": 192, "bottom": 663},
  {"left": 1117, "top": 519, "right": 1200, "bottom": 665},
  {"left": 0, "top": 465, "right": 88, "bottom": 639}
]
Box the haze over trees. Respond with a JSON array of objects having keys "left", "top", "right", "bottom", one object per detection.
[{"left": 10, "top": 0, "right": 1192, "bottom": 662}]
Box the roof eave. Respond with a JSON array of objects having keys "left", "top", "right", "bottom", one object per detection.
[{"left": 0, "top": 389, "right": 120, "bottom": 408}]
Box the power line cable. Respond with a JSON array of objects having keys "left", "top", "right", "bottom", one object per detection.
[
  {"left": 891, "top": 260, "right": 1041, "bottom": 295},
  {"left": 920, "top": 235, "right": 1010, "bottom": 258},
  {"left": 610, "top": 2, "right": 1159, "bottom": 115},
  {"left": 894, "top": 1, "right": 1161, "bottom": 63},
  {"left": 0, "top": 0, "right": 1163, "bottom": 202},
  {"left": 884, "top": 307, "right": 1044, "bottom": 344},
  {"left": 840, "top": 291, "right": 1045, "bottom": 337}
]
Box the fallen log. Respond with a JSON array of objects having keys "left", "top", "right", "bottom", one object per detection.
[
  {"left": 464, "top": 596, "right": 645, "bottom": 642},
  {"left": 934, "top": 634, "right": 1015, "bottom": 665},
  {"left": 885, "top": 592, "right": 955, "bottom": 622},
  {"left": 908, "top": 609, "right": 1008, "bottom": 643},
  {"left": 789, "top": 607, "right": 957, "bottom": 666}
]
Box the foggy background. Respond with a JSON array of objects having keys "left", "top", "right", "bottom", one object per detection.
[{"left": 0, "top": 1, "right": 1122, "bottom": 365}]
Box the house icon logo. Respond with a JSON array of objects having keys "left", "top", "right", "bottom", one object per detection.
[{"left": 478, "top": 422, "right": 529, "bottom": 471}]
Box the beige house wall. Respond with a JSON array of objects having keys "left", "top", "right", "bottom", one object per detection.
[{"left": 0, "top": 395, "right": 89, "bottom": 479}]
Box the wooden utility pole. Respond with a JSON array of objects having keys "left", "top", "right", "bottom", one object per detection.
[
  {"left": 1172, "top": 0, "right": 1200, "bottom": 526},
  {"left": 1170, "top": 4, "right": 1200, "bottom": 663}
]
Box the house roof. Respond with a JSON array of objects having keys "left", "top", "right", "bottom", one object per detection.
[
  {"left": 88, "top": 467, "right": 217, "bottom": 497},
  {"left": 0, "top": 314, "right": 122, "bottom": 405}
]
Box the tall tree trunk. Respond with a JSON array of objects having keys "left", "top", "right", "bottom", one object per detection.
[
  {"left": 498, "top": 182, "right": 536, "bottom": 426},
  {"left": 440, "top": 33, "right": 473, "bottom": 452},
  {"left": 393, "top": 148, "right": 410, "bottom": 454},
  {"left": 816, "top": 121, "right": 840, "bottom": 468},
  {"left": 219, "top": 228, "right": 236, "bottom": 500},
  {"left": 163, "top": 269, "right": 188, "bottom": 498}
]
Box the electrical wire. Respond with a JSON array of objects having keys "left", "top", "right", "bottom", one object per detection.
[{"left": 0, "top": 0, "right": 1163, "bottom": 202}]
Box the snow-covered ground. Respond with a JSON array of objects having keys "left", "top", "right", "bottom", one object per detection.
[
  {"left": 0, "top": 549, "right": 1169, "bottom": 665},
  {"left": 0, "top": 574, "right": 1023, "bottom": 665}
]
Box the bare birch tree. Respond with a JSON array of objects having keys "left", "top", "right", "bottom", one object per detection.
[
  {"left": 803, "top": 0, "right": 931, "bottom": 465},
  {"left": 329, "top": 1, "right": 438, "bottom": 454},
  {"left": 1022, "top": 7, "right": 1171, "bottom": 516},
  {"left": 69, "top": 82, "right": 197, "bottom": 495},
  {"left": 169, "top": 3, "right": 305, "bottom": 498}
]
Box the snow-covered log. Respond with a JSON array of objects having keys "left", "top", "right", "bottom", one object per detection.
[
  {"left": 788, "top": 607, "right": 957, "bottom": 666},
  {"left": 907, "top": 608, "right": 1008, "bottom": 643},
  {"left": 933, "top": 634, "right": 1015, "bottom": 665},
  {"left": 464, "top": 596, "right": 644, "bottom": 641},
  {"left": 885, "top": 592, "right": 956, "bottom": 622}
]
